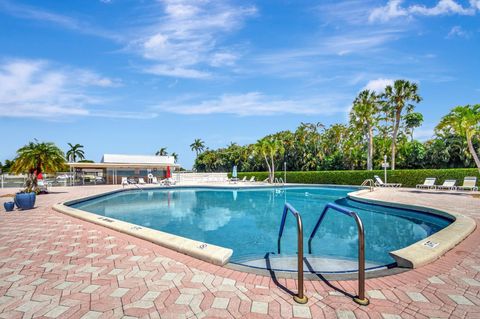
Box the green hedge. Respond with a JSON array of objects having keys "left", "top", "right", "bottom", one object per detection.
[{"left": 234, "top": 168, "right": 480, "bottom": 188}]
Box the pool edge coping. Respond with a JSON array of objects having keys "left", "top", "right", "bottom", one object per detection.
[
  {"left": 348, "top": 189, "right": 477, "bottom": 269},
  {"left": 52, "top": 201, "right": 233, "bottom": 266}
]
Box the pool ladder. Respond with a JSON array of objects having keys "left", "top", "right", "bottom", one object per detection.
[
  {"left": 277, "top": 202, "right": 369, "bottom": 306},
  {"left": 274, "top": 177, "right": 284, "bottom": 186},
  {"left": 361, "top": 179, "right": 375, "bottom": 192}
]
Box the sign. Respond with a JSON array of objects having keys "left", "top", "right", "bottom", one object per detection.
[{"left": 381, "top": 163, "right": 390, "bottom": 168}]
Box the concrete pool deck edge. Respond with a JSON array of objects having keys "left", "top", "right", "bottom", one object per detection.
[
  {"left": 52, "top": 202, "right": 233, "bottom": 266},
  {"left": 348, "top": 189, "right": 477, "bottom": 269}
]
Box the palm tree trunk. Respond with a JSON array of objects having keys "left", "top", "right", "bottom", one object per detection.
[
  {"left": 467, "top": 135, "right": 480, "bottom": 172},
  {"left": 263, "top": 154, "right": 272, "bottom": 183},
  {"left": 367, "top": 126, "right": 373, "bottom": 170},
  {"left": 270, "top": 156, "right": 275, "bottom": 183},
  {"left": 391, "top": 111, "right": 401, "bottom": 170}
]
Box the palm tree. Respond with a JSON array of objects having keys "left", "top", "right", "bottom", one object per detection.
[
  {"left": 190, "top": 139, "right": 205, "bottom": 157},
  {"left": 66, "top": 143, "right": 85, "bottom": 162},
  {"left": 350, "top": 90, "right": 380, "bottom": 170},
  {"left": 382, "top": 80, "right": 422, "bottom": 169},
  {"left": 436, "top": 104, "right": 480, "bottom": 172},
  {"left": 155, "top": 148, "right": 168, "bottom": 156},
  {"left": 11, "top": 140, "right": 66, "bottom": 175},
  {"left": 171, "top": 152, "right": 179, "bottom": 163},
  {"left": 255, "top": 137, "right": 284, "bottom": 183}
]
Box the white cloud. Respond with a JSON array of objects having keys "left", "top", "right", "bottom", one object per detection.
[
  {"left": 155, "top": 92, "right": 348, "bottom": 116},
  {"left": 369, "top": 0, "right": 480, "bottom": 22},
  {"left": 0, "top": 59, "right": 151, "bottom": 119},
  {"left": 0, "top": 0, "right": 120, "bottom": 41},
  {"left": 446, "top": 25, "right": 470, "bottom": 38},
  {"left": 131, "top": 0, "right": 256, "bottom": 79},
  {"left": 363, "top": 78, "right": 394, "bottom": 93}
]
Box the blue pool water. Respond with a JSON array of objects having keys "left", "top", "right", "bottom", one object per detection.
[{"left": 70, "top": 186, "right": 452, "bottom": 267}]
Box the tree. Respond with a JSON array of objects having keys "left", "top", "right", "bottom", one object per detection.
[
  {"left": 155, "top": 148, "right": 168, "bottom": 156},
  {"left": 255, "top": 137, "right": 284, "bottom": 183},
  {"left": 404, "top": 112, "right": 424, "bottom": 141},
  {"left": 350, "top": 90, "right": 380, "bottom": 170},
  {"left": 436, "top": 104, "right": 480, "bottom": 172},
  {"left": 190, "top": 139, "right": 205, "bottom": 157},
  {"left": 11, "top": 140, "right": 66, "bottom": 175},
  {"left": 171, "top": 152, "right": 179, "bottom": 163},
  {"left": 66, "top": 143, "right": 85, "bottom": 162},
  {"left": 382, "top": 80, "right": 422, "bottom": 169}
]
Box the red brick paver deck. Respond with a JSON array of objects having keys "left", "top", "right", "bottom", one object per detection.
[{"left": 0, "top": 186, "right": 479, "bottom": 318}]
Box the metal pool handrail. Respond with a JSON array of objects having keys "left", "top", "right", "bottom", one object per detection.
[
  {"left": 307, "top": 203, "right": 370, "bottom": 306},
  {"left": 361, "top": 179, "right": 375, "bottom": 191},
  {"left": 277, "top": 202, "right": 308, "bottom": 304}
]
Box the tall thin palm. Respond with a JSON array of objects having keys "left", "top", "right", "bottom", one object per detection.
[
  {"left": 436, "top": 104, "right": 480, "bottom": 172},
  {"left": 190, "top": 139, "right": 205, "bottom": 157},
  {"left": 11, "top": 140, "right": 66, "bottom": 174},
  {"left": 155, "top": 148, "right": 168, "bottom": 156},
  {"left": 66, "top": 143, "right": 85, "bottom": 162},
  {"left": 382, "top": 80, "right": 422, "bottom": 170},
  {"left": 350, "top": 90, "right": 380, "bottom": 170},
  {"left": 171, "top": 152, "right": 179, "bottom": 163}
]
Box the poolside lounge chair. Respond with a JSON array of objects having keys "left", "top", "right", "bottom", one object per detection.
[
  {"left": 240, "top": 176, "right": 247, "bottom": 182},
  {"left": 416, "top": 178, "right": 436, "bottom": 189},
  {"left": 248, "top": 176, "right": 256, "bottom": 182},
  {"left": 121, "top": 177, "right": 129, "bottom": 188},
  {"left": 374, "top": 175, "right": 401, "bottom": 188},
  {"left": 151, "top": 176, "right": 159, "bottom": 184},
  {"left": 138, "top": 178, "right": 146, "bottom": 185},
  {"left": 457, "top": 177, "right": 478, "bottom": 191},
  {"left": 436, "top": 179, "right": 457, "bottom": 190},
  {"left": 37, "top": 180, "right": 48, "bottom": 193}
]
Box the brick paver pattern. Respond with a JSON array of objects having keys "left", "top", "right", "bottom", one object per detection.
[{"left": 0, "top": 185, "right": 479, "bottom": 318}]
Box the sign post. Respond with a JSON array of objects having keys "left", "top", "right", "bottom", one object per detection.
[{"left": 284, "top": 162, "right": 287, "bottom": 184}]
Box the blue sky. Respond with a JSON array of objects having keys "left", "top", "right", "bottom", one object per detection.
[{"left": 1, "top": 0, "right": 479, "bottom": 168}]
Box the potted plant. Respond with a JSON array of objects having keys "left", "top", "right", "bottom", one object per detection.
[{"left": 14, "top": 172, "right": 37, "bottom": 210}]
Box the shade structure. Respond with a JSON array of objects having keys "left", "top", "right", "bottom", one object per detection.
[
  {"left": 166, "top": 166, "right": 171, "bottom": 178},
  {"left": 232, "top": 165, "right": 238, "bottom": 178}
]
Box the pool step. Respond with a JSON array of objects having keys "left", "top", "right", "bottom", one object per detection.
[{"left": 234, "top": 254, "right": 384, "bottom": 273}]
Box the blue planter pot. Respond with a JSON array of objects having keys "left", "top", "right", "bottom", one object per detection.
[
  {"left": 3, "top": 202, "right": 14, "bottom": 212},
  {"left": 14, "top": 192, "right": 36, "bottom": 210}
]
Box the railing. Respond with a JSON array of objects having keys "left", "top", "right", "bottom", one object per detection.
[
  {"left": 274, "top": 177, "right": 285, "bottom": 186},
  {"left": 307, "top": 203, "right": 369, "bottom": 306},
  {"left": 361, "top": 179, "right": 375, "bottom": 192},
  {"left": 277, "top": 203, "right": 308, "bottom": 304}
]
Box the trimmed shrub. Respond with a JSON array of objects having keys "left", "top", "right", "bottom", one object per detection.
[{"left": 235, "top": 168, "right": 480, "bottom": 188}]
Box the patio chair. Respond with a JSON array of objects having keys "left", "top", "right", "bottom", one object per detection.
[
  {"left": 436, "top": 179, "right": 457, "bottom": 190},
  {"left": 37, "top": 179, "right": 48, "bottom": 193},
  {"left": 121, "top": 177, "right": 129, "bottom": 188},
  {"left": 151, "top": 176, "right": 159, "bottom": 184},
  {"left": 138, "top": 178, "right": 146, "bottom": 185},
  {"left": 416, "top": 178, "right": 436, "bottom": 189},
  {"left": 457, "top": 177, "right": 478, "bottom": 191},
  {"left": 374, "top": 175, "right": 401, "bottom": 187},
  {"left": 248, "top": 176, "right": 256, "bottom": 182},
  {"left": 240, "top": 176, "right": 247, "bottom": 182}
]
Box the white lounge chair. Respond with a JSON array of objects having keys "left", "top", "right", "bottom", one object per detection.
[
  {"left": 416, "top": 178, "right": 436, "bottom": 189},
  {"left": 374, "top": 175, "right": 401, "bottom": 187},
  {"left": 121, "top": 177, "right": 129, "bottom": 188},
  {"left": 436, "top": 179, "right": 457, "bottom": 190},
  {"left": 37, "top": 179, "right": 48, "bottom": 193},
  {"left": 138, "top": 178, "right": 146, "bottom": 185},
  {"left": 248, "top": 176, "right": 256, "bottom": 182},
  {"left": 457, "top": 177, "right": 478, "bottom": 191},
  {"left": 151, "top": 176, "right": 159, "bottom": 184},
  {"left": 240, "top": 176, "right": 247, "bottom": 182}
]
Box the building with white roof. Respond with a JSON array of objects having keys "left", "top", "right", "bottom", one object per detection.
[{"left": 67, "top": 154, "right": 180, "bottom": 185}]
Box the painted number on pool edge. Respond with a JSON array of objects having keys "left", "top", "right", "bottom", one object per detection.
[
  {"left": 422, "top": 240, "right": 439, "bottom": 248},
  {"left": 198, "top": 244, "right": 208, "bottom": 250}
]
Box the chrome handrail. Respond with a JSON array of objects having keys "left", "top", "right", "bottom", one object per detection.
[
  {"left": 361, "top": 179, "right": 375, "bottom": 191},
  {"left": 307, "top": 203, "right": 369, "bottom": 306},
  {"left": 277, "top": 203, "right": 308, "bottom": 304}
]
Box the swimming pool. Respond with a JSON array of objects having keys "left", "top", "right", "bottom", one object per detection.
[{"left": 69, "top": 186, "right": 452, "bottom": 272}]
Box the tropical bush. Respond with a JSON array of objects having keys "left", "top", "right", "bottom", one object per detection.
[{"left": 235, "top": 168, "right": 480, "bottom": 188}]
